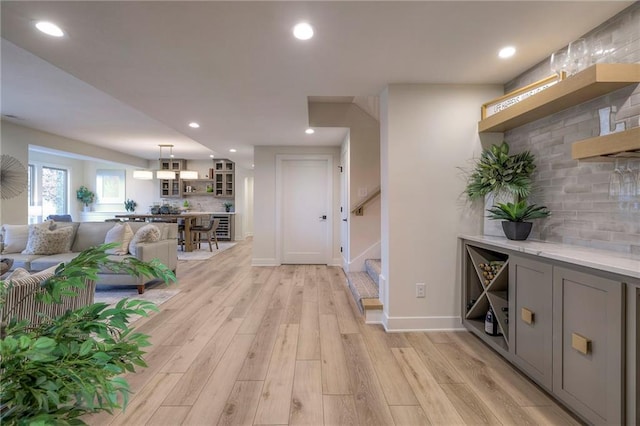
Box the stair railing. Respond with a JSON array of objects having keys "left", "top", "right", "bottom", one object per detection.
[{"left": 351, "top": 187, "right": 381, "bottom": 216}]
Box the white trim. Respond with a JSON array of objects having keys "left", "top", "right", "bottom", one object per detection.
[
  {"left": 381, "top": 311, "right": 464, "bottom": 332},
  {"left": 329, "top": 257, "right": 342, "bottom": 266},
  {"left": 251, "top": 258, "right": 279, "bottom": 266},
  {"left": 348, "top": 240, "right": 381, "bottom": 272},
  {"left": 275, "top": 154, "right": 333, "bottom": 265},
  {"left": 365, "top": 309, "right": 384, "bottom": 324}
]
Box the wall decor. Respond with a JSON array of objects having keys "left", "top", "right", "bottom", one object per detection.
[
  {"left": 481, "top": 74, "right": 565, "bottom": 119},
  {"left": 96, "top": 169, "right": 125, "bottom": 204},
  {"left": 0, "top": 154, "right": 28, "bottom": 200}
]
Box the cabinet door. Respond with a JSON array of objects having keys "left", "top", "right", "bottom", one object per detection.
[
  {"left": 509, "top": 256, "right": 553, "bottom": 391},
  {"left": 553, "top": 266, "right": 623, "bottom": 425}
]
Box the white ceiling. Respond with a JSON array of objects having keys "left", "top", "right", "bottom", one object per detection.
[{"left": 0, "top": 1, "right": 633, "bottom": 170}]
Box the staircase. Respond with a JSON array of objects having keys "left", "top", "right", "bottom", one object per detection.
[{"left": 346, "top": 259, "right": 383, "bottom": 320}]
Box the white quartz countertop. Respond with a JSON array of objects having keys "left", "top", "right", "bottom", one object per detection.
[
  {"left": 460, "top": 234, "right": 640, "bottom": 280},
  {"left": 183, "top": 211, "right": 236, "bottom": 215}
]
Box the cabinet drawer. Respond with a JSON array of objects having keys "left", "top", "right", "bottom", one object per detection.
[
  {"left": 553, "top": 266, "right": 623, "bottom": 425},
  {"left": 509, "top": 256, "right": 553, "bottom": 391}
]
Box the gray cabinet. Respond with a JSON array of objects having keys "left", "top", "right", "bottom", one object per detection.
[
  {"left": 460, "top": 239, "right": 633, "bottom": 425},
  {"left": 509, "top": 256, "right": 553, "bottom": 391},
  {"left": 552, "top": 266, "right": 623, "bottom": 425}
]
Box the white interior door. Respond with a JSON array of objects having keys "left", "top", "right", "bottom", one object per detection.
[{"left": 279, "top": 156, "right": 331, "bottom": 264}]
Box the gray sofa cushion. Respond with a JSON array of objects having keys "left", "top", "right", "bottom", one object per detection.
[{"left": 30, "top": 252, "right": 79, "bottom": 272}]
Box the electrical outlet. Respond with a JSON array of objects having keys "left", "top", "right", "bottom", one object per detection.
[{"left": 416, "top": 283, "right": 426, "bottom": 298}]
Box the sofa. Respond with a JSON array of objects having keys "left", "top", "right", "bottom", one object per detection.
[
  {"left": 0, "top": 221, "right": 178, "bottom": 294},
  {"left": 1, "top": 265, "right": 96, "bottom": 328}
]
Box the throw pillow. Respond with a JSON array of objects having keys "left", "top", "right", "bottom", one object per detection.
[
  {"left": 0, "top": 258, "right": 14, "bottom": 275},
  {"left": 5, "top": 267, "right": 31, "bottom": 282},
  {"left": 22, "top": 225, "right": 75, "bottom": 255},
  {"left": 104, "top": 223, "right": 134, "bottom": 255},
  {"left": 1, "top": 224, "right": 30, "bottom": 254},
  {"left": 128, "top": 224, "right": 161, "bottom": 256}
]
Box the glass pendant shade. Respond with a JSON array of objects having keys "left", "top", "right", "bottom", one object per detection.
[
  {"left": 133, "top": 170, "right": 153, "bottom": 180},
  {"left": 156, "top": 170, "right": 176, "bottom": 179},
  {"left": 179, "top": 170, "right": 198, "bottom": 179}
]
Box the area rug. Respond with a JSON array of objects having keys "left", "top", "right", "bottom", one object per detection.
[{"left": 177, "top": 242, "right": 237, "bottom": 261}]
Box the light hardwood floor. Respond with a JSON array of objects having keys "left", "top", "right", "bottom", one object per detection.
[{"left": 88, "top": 238, "right": 582, "bottom": 425}]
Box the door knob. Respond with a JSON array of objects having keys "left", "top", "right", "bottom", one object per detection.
[
  {"left": 319, "top": 215, "right": 327, "bottom": 220},
  {"left": 342, "top": 218, "right": 347, "bottom": 222}
]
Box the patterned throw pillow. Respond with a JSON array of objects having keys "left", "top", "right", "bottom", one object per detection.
[
  {"left": 128, "top": 224, "right": 161, "bottom": 256},
  {"left": 104, "top": 223, "right": 134, "bottom": 255},
  {"left": 22, "top": 225, "right": 75, "bottom": 255},
  {"left": 5, "top": 267, "right": 31, "bottom": 281}
]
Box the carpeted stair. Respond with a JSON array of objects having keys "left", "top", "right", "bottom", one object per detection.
[{"left": 346, "top": 259, "right": 382, "bottom": 314}]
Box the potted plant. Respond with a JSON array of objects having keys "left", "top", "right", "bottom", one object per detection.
[
  {"left": 465, "top": 142, "right": 536, "bottom": 202},
  {"left": 223, "top": 201, "right": 233, "bottom": 212},
  {"left": 0, "top": 243, "right": 176, "bottom": 423},
  {"left": 76, "top": 186, "right": 95, "bottom": 211},
  {"left": 486, "top": 201, "right": 550, "bottom": 240},
  {"left": 124, "top": 198, "right": 137, "bottom": 212}
]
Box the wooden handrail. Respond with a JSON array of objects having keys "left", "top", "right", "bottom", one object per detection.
[{"left": 351, "top": 187, "right": 381, "bottom": 216}]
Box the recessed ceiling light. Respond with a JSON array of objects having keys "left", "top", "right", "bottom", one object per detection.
[
  {"left": 35, "top": 21, "right": 64, "bottom": 37},
  {"left": 252, "top": 164, "right": 255, "bottom": 168},
  {"left": 498, "top": 46, "right": 516, "bottom": 58},
  {"left": 209, "top": 154, "right": 215, "bottom": 158},
  {"left": 305, "top": 128, "right": 315, "bottom": 134},
  {"left": 188, "top": 122, "right": 200, "bottom": 128},
  {"left": 293, "top": 22, "right": 314, "bottom": 40},
  {"left": 229, "top": 149, "right": 237, "bottom": 153}
]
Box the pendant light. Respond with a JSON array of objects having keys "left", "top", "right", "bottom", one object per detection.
[
  {"left": 133, "top": 170, "right": 153, "bottom": 180},
  {"left": 156, "top": 144, "right": 177, "bottom": 179}
]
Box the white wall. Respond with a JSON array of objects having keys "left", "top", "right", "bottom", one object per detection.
[
  {"left": 1, "top": 121, "right": 155, "bottom": 224},
  {"left": 253, "top": 145, "right": 341, "bottom": 266},
  {"left": 308, "top": 102, "right": 380, "bottom": 271},
  {"left": 380, "top": 83, "right": 502, "bottom": 331}
]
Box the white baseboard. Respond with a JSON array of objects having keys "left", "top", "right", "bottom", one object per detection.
[
  {"left": 381, "top": 312, "right": 464, "bottom": 332},
  {"left": 365, "top": 309, "right": 384, "bottom": 324},
  {"left": 329, "top": 257, "right": 342, "bottom": 267},
  {"left": 251, "top": 258, "right": 279, "bottom": 266}
]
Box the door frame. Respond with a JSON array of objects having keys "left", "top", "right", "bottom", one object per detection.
[{"left": 275, "top": 154, "right": 333, "bottom": 265}]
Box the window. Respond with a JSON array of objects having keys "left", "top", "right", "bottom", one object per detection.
[{"left": 28, "top": 163, "right": 69, "bottom": 223}]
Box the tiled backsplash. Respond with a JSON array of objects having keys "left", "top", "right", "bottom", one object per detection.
[{"left": 504, "top": 3, "right": 640, "bottom": 254}]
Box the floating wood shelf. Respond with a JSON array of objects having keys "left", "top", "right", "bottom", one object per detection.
[
  {"left": 572, "top": 127, "right": 640, "bottom": 161},
  {"left": 478, "top": 63, "right": 640, "bottom": 133}
]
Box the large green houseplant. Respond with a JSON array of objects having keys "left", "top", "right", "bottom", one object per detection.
[
  {"left": 0, "top": 244, "right": 176, "bottom": 424},
  {"left": 465, "top": 141, "right": 536, "bottom": 202}
]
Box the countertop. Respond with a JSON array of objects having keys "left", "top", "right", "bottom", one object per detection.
[{"left": 460, "top": 234, "right": 640, "bottom": 280}]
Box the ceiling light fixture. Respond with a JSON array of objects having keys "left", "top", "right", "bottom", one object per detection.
[
  {"left": 188, "top": 122, "right": 200, "bottom": 128},
  {"left": 209, "top": 154, "right": 215, "bottom": 158},
  {"left": 133, "top": 170, "right": 153, "bottom": 180},
  {"left": 305, "top": 128, "right": 315, "bottom": 134},
  {"left": 498, "top": 46, "right": 516, "bottom": 58},
  {"left": 229, "top": 149, "right": 237, "bottom": 153},
  {"left": 179, "top": 170, "right": 198, "bottom": 179},
  {"left": 156, "top": 144, "right": 177, "bottom": 179},
  {"left": 35, "top": 21, "right": 64, "bottom": 37},
  {"left": 293, "top": 22, "right": 314, "bottom": 40}
]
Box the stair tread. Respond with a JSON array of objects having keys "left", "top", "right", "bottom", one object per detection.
[{"left": 347, "top": 272, "right": 379, "bottom": 299}]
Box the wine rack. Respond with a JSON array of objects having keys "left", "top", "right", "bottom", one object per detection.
[{"left": 463, "top": 244, "right": 509, "bottom": 351}]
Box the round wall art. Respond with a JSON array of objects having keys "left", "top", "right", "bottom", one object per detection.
[{"left": 1, "top": 154, "right": 28, "bottom": 200}]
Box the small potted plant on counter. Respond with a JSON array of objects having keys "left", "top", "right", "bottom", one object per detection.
[
  {"left": 223, "top": 201, "right": 233, "bottom": 212},
  {"left": 486, "top": 200, "right": 550, "bottom": 240},
  {"left": 76, "top": 186, "right": 95, "bottom": 212},
  {"left": 124, "top": 198, "right": 137, "bottom": 212}
]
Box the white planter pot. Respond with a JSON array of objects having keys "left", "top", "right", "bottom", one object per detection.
[{"left": 483, "top": 192, "right": 514, "bottom": 237}]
